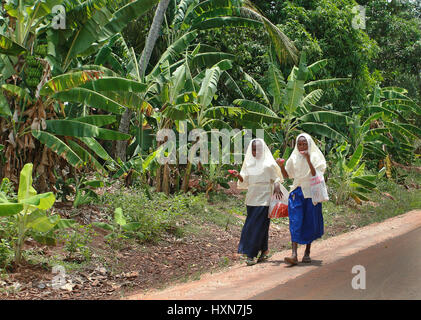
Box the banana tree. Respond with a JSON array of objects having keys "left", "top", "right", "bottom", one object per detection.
[
  {"left": 1, "top": 68, "right": 132, "bottom": 188},
  {"left": 363, "top": 85, "right": 421, "bottom": 164},
  {"left": 233, "top": 51, "right": 351, "bottom": 155},
  {"left": 339, "top": 85, "right": 421, "bottom": 178},
  {"left": 46, "top": 0, "right": 160, "bottom": 73},
  {"left": 0, "top": 163, "right": 59, "bottom": 264},
  {"left": 158, "top": 57, "right": 244, "bottom": 193},
  {"left": 115, "top": 0, "right": 169, "bottom": 161},
  {"left": 327, "top": 143, "right": 378, "bottom": 205},
  {"left": 116, "top": 0, "right": 300, "bottom": 161},
  {"left": 0, "top": 0, "right": 158, "bottom": 72},
  {"left": 0, "top": 0, "right": 158, "bottom": 187},
  {"left": 93, "top": 34, "right": 158, "bottom": 159},
  {"left": 130, "top": 37, "right": 247, "bottom": 193}
]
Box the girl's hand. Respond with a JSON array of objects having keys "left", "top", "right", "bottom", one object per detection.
[
  {"left": 228, "top": 170, "right": 240, "bottom": 178},
  {"left": 273, "top": 183, "right": 283, "bottom": 200},
  {"left": 276, "top": 158, "right": 285, "bottom": 167},
  {"left": 300, "top": 150, "right": 310, "bottom": 160},
  {"left": 229, "top": 170, "right": 244, "bottom": 182},
  {"left": 300, "top": 151, "right": 316, "bottom": 176}
]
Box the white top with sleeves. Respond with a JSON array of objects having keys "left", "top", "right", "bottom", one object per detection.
[
  {"left": 237, "top": 164, "right": 283, "bottom": 206},
  {"left": 285, "top": 155, "right": 326, "bottom": 198}
]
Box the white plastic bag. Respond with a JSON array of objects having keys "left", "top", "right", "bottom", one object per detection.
[
  {"left": 268, "top": 183, "right": 289, "bottom": 218},
  {"left": 310, "top": 171, "right": 329, "bottom": 205}
]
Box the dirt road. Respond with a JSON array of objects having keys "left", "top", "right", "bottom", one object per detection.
[
  {"left": 253, "top": 226, "right": 421, "bottom": 299},
  {"left": 126, "top": 210, "right": 421, "bottom": 300}
]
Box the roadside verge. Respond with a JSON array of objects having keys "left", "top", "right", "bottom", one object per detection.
[{"left": 126, "top": 209, "right": 421, "bottom": 300}]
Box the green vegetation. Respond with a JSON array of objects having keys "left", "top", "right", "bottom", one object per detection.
[
  {"left": 0, "top": 163, "right": 58, "bottom": 264},
  {"left": 99, "top": 189, "right": 244, "bottom": 242},
  {"left": 0, "top": 0, "right": 419, "bottom": 283},
  {"left": 323, "top": 169, "right": 421, "bottom": 236}
]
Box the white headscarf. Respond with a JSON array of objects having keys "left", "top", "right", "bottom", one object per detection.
[
  {"left": 237, "top": 139, "right": 283, "bottom": 205},
  {"left": 285, "top": 133, "right": 326, "bottom": 195},
  {"left": 240, "top": 138, "right": 278, "bottom": 177}
]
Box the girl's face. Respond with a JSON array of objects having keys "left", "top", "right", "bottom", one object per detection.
[
  {"left": 297, "top": 136, "right": 309, "bottom": 152},
  {"left": 252, "top": 140, "right": 263, "bottom": 158}
]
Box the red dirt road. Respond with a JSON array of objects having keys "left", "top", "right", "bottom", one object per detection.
[
  {"left": 253, "top": 226, "right": 421, "bottom": 299},
  {"left": 126, "top": 210, "right": 421, "bottom": 300}
]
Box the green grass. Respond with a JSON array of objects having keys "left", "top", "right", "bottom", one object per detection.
[
  {"left": 321, "top": 169, "right": 421, "bottom": 238},
  {"left": 99, "top": 188, "right": 245, "bottom": 242}
]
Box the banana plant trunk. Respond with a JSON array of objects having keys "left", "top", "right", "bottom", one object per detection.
[
  {"left": 182, "top": 161, "right": 193, "bottom": 193},
  {"left": 156, "top": 165, "right": 162, "bottom": 192},
  {"left": 14, "top": 212, "right": 27, "bottom": 265},
  {"left": 115, "top": 110, "right": 132, "bottom": 162},
  {"left": 162, "top": 163, "right": 170, "bottom": 195},
  {"left": 115, "top": 0, "right": 170, "bottom": 162}
]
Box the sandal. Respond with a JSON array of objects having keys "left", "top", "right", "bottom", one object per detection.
[
  {"left": 284, "top": 256, "right": 298, "bottom": 266},
  {"left": 302, "top": 255, "right": 312, "bottom": 263},
  {"left": 257, "top": 252, "right": 272, "bottom": 263},
  {"left": 246, "top": 258, "right": 257, "bottom": 266}
]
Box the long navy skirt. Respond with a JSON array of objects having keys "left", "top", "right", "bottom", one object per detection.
[
  {"left": 288, "top": 187, "right": 324, "bottom": 245},
  {"left": 238, "top": 206, "right": 270, "bottom": 259}
]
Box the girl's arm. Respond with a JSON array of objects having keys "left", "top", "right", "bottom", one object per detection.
[
  {"left": 229, "top": 170, "right": 243, "bottom": 182},
  {"left": 237, "top": 173, "right": 244, "bottom": 183},
  {"left": 303, "top": 152, "right": 316, "bottom": 176},
  {"left": 276, "top": 159, "right": 289, "bottom": 179}
]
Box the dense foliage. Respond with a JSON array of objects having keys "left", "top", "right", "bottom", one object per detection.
[{"left": 0, "top": 0, "right": 420, "bottom": 265}]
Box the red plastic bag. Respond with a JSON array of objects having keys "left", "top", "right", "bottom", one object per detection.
[
  {"left": 269, "top": 202, "right": 288, "bottom": 218},
  {"left": 268, "top": 183, "right": 289, "bottom": 219}
]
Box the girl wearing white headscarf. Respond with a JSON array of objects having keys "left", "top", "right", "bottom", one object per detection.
[
  {"left": 229, "top": 138, "right": 283, "bottom": 266},
  {"left": 276, "top": 133, "right": 326, "bottom": 266}
]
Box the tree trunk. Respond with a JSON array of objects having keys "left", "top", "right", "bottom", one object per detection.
[
  {"left": 115, "top": 0, "right": 171, "bottom": 162},
  {"left": 174, "top": 167, "right": 180, "bottom": 192},
  {"left": 162, "top": 163, "right": 170, "bottom": 195},
  {"left": 138, "top": 0, "right": 171, "bottom": 79},
  {"left": 182, "top": 161, "right": 192, "bottom": 193},
  {"left": 156, "top": 165, "right": 162, "bottom": 192},
  {"left": 115, "top": 108, "right": 132, "bottom": 162}
]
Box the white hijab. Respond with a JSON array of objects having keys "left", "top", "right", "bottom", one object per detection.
[
  {"left": 240, "top": 138, "right": 278, "bottom": 177},
  {"left": 286, "top": 133, "right": 326, "bottom": 181}
]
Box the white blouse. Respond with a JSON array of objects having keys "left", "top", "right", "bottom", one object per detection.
[
  {"left": 237, "top": 164, "right": 283, "bottom": 206},
  {"left": 285, "top": 158, "right": 326, "bottom": 198}
]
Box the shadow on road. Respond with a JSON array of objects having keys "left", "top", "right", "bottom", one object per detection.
[{"left": 266, "top": 259, "right": 324, "bottom": 267}]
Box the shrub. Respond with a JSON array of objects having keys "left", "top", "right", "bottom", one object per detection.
[
  {"left": 100, "top": 189, "right": 208, "bottom": 241},
  {"left": 0, "top": 239, "right": 13, "bottom": 269}
]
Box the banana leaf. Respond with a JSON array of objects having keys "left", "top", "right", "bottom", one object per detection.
[
  {"left": 346, "top": 144, "right": 363, "bottom": 171},
  {"left": 198, "top": 65, "right": 222, "bottom": 108},
  {"left": 31, "top": 130, "right": 83, "bottom": 167},
  {"left": 233, "top": 99, "right": 277, "bottom": 117},
  {"left": 40, "top": 70, "right": 104, "bottom": 96},
  {"left": 73, "top": 115, "right": 117, "bottom": 127},
  {"left": 78, "top": 137, "right": 114, "bottom": 162},
  {"left": 52, "top": 88, "right": 126, "bottom": 114},
  {"left": 0, "top": 35, "right": 27, "bottom": 55},
  {"left": 45, "top": 120, "right": 130, "bottom": 140}
]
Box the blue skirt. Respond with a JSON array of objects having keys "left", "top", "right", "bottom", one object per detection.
[
  {"left": 238, "top": 206, "right": 270, "bottom": 259},
  {"left": 288, "top": 187, "right": 324, "bottom": 244}
]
